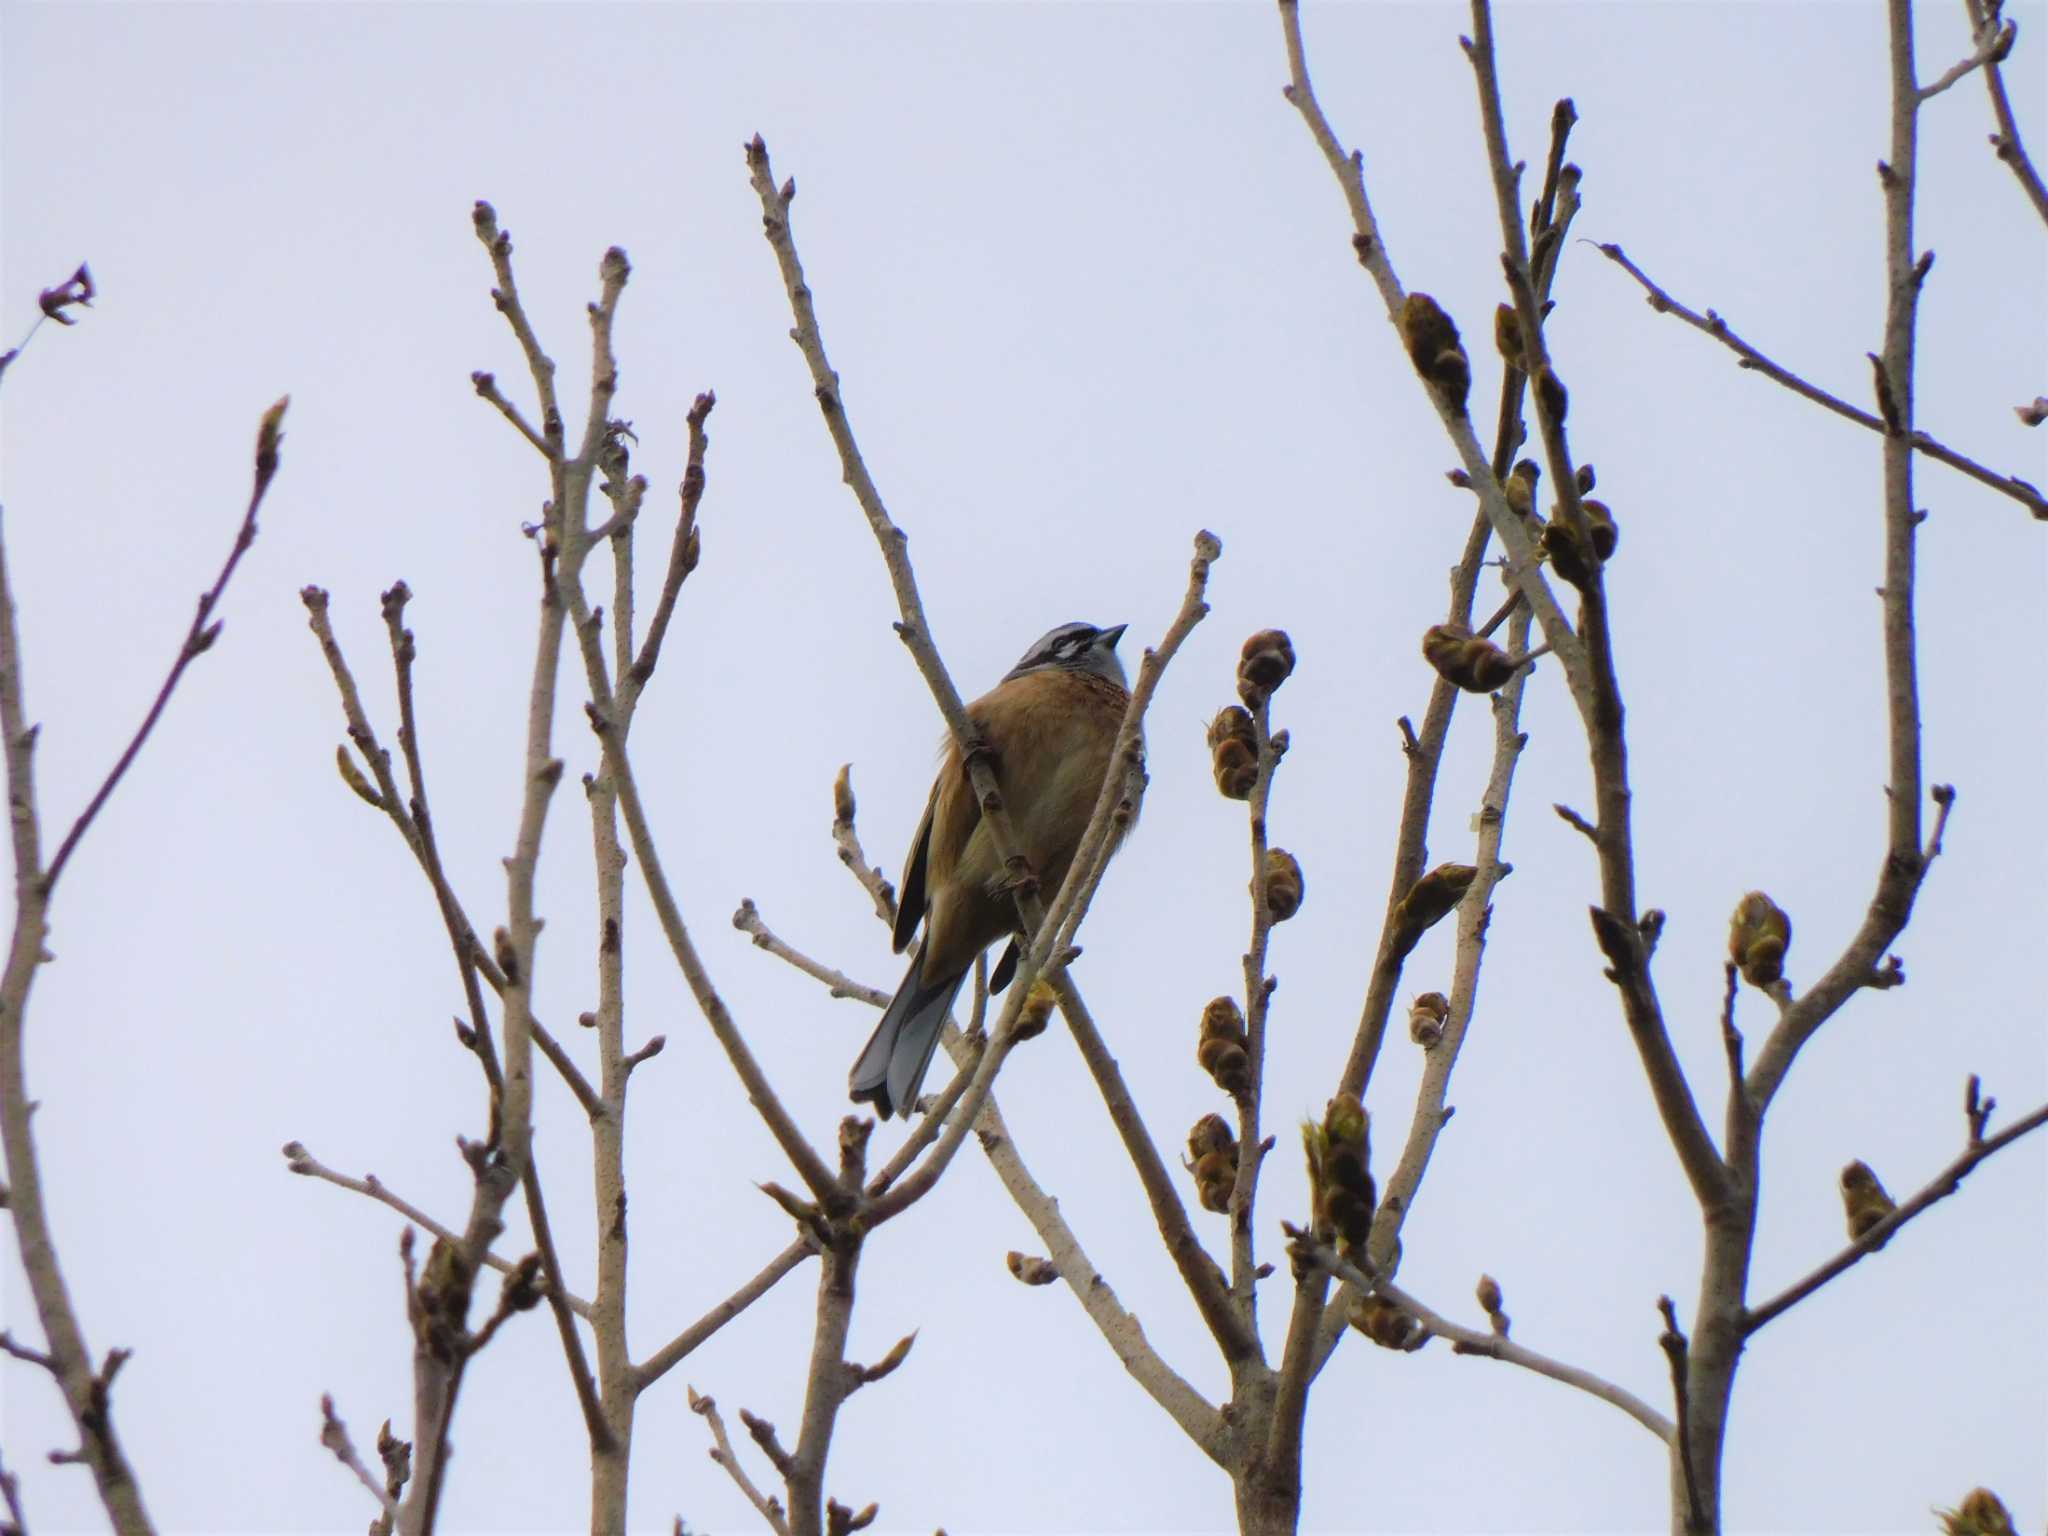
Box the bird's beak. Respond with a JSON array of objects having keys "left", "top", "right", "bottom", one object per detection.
[{"left": 1101, "top": 623, "right": 1128, "bottom": 649}]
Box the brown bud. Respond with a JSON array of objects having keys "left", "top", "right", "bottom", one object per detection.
[
  {"left": 1503, "top": 459, "right": 1539, "bottom": 517},
  {"left": 1014, "top": 978, "right": 1057, "bottom": 1041},
  {"left": 1006, "top": 1250, "right": 1060, "bottom": 1286},
  {"left": 1189, "top": 1113, "right": 1239, "bottom": 1214},
  {"left": 1939, "top": 1488, "right": 2016, "bottom": 1536},
  {"left": 1207, "top": 705, "right": 1259, "bottom": 799},
  {"left": 1237, "top": 629, "right": 1296, "bottom": 704},
  {"left": 1306, "top": 1093, "right": 1374, "bottom": 1250},
  {"left": 1197, "top": 996, "right": 1252, "bottom": 1097},
  {"left": 1349, "top": 1292, "right": 1424, "bottom": 1350},
  {"left": 1493, "top": 303, "right": 1525, "bottom": 372},
  {"left": 1728, "top": 891, "right": 1792, "bottom": 988},
  {"left": 1421, "top": 622, "right": 1517, "bottom": 694},
  {"left": 1262, "top": 848, "right": 1305, "bottom": 922},
  {"left": 1582, "top": 499, "right": 1619, "bottom": 559},
  {"left": 1399, "top": 293, "right": 1471, "bottom": 414},
  {"left": 1575, "top": 462, "right": 1596, "bottom": 494},
  {"left": 1839, "top": 1160, "right": 1896, "bottom": 1240},
  {"left": 1409, "top": 991, "right": 1450, "bottom": 1049},
  {"left": 1533, "top": 362, "right": 1567, "bottom": 425},
  {"left": 1392, "top": 863, "right": 1478, "bottom": 955},
  {"left": 1189, "top": 1112, "right": 1235, "bottom": 1161},
  {"left": 1476, "top": 1276, "right": 1511, "bottom": 1334}
]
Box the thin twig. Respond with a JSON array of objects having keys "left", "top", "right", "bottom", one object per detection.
[
  {"left": 1656, "top": 1298, "right": 1705, "bottom": 1532},
  {"left": 939, "top": 1020, "right": 1227, "bottom": 1458},
  {"left": 0, "top": 1442, "right": 30, "bottom": 1536},
  {"left": 319, "top": 1395, "right": 399, "bottom": 1522},
  {"left": 280, "top": 1142, "right": 593, "bottom": 1318},
  {"left": 1290, "top": 1238, "right": 1673, "bottom": 1443},
  {"left": 635, "top": 1241, "right": 816, "bottom": 1393},
  {"left": 626, "top": 391, "right": 714, "bottom": 699},
  {"left": 44, "top": 399, "right": 289, "bottom": 893},
  {"left": 1917, "top": 13, "right": 2015, "bottom": 100},
  {"left": 1962, "top": 0, "right": 2048, "bottom": 222},
  {"left": 689, "top": 1388, "right": 790, "bottom": 1536},
  {"left": 1467, "top": 0, "right": 1730, "bottom": 1214},
  {"left": 830, "top": 765, "right": 897, "bottom": 927},
  {"left": 1744, "top": 1096, "right": 2048, "bottom": 1334},
  {"left": 733, "top": 900, "right": 889, "bottom": 1007},
  {"left": 1598, "top": 243, "right": 2046, "bottom": 519}
]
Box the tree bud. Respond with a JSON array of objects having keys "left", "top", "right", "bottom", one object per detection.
[{"left": 1728, "top": 891, "right": 1792, "bottom": 988}]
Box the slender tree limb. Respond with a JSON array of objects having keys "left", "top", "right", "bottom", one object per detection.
[
  {"left": 1467, "top": 0, "right": 1730, "bottom": 1214},
  {"left": 44, "top": 398, "right": 288, "bottom": 894},
  {"left": 1369, "top": 604, "right": 1533, "bottom": 1271},
  {"left": 572, "top": 621, "right": 840, "bottom": 1203},
  {"left": 515, "top": 1142, "right": 610, "bottom": 1451},
  {"left": 0, "top": 1441, "right": 30, "bottom": 1536},
  {"left": 688, "top": 1388, "right": 790, "bottom": 1536},
  {"left": 742, "top": 153, "right": 1247, "bottom": 1365},
  {"left": 830, "top": 766, "right": 897, "bottom": 926},
  {"left": 626, "top": 391, "right": 714, "bottom": 698},
  {"left": 1656, "top": 1298, "right": 1705, "bottom": 1531},
  {"left": 280, "top": 1141, "right": 592, "bottom": 1317},
  {"left": 1274, "top": 0, "right": 1589, "bottom": 697},
  {"left": 320, "top": 1395, "right": 400, "bottom": 1522},
  {"left": 1291, "top": 1238, "right": 1674, "bottom": 1443},
  {"left": 948, "top": 1021, "right": 1227, "bottom": 1459},
  {"left": 1917, "top": 11, "right": 2014, "bottom": 100},
  {"left": 1744, "top": 1095, "right": 2048, "bottom": 1335},
  {"left": 1962, "top": 0, "right": 2048, "bottom": 222},
  {"left": 733, "top": 900, "right": 889, "bottom": 1007},
  {"left": 0, "top": 394, "right": 285, "bottom": 1536},
  {"left": 635, "top": 1242, "right": 817, "bottom": 1393},
  {"left": 1226, "top": 696, "right": 1284, "bottom": 1331},
  {"left": 1597, "top": 243, "right": 2046, "bottom": 519}
]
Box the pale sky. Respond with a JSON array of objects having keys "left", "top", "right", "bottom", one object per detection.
[{"left": 3, "top": 3, "right": 2043, "bottom": 1533}]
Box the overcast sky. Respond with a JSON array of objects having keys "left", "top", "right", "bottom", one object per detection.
[{"left": 3, "top": 3, "right": 2043, "bottom": 1533}]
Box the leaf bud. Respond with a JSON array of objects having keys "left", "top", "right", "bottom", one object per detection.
[
  {"left": 1421, "top": 622, "right": 1517, "bottom": 693},
  {"left": 1400, "top": 293, "right": 1471, "bottom": 415},
  {"left": 1392, "top": 863, "right": 1478, "bottom": 956},
  {"left": 1349, "top": 1292, "right": 1425, "bottom": 1350},
  {"left": 1237, "top": 629, "right": 1296, "bottom": 705},
  {"left": 1728, "top": 891, "right": 1792, "bottom": 988},
  {"left": 1197, "top": 996, "right": 1252, "bottom": 1098},
  {"left": 1839, "top": 1159, "right": 1897, "bottom": 1240},
  {"left": 1408, "top": 991, "right": 1450, "bottom": 1049},
  {"left": 1262, "top": 848, "right": 1305, "bottom": 922},
  {"left": 1207, "top": 705, "right": 1260, "bottom": 800}
]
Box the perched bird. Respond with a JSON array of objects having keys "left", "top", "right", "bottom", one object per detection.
[{"left": 850, "top": 621, "right": 1134, "bottom": 1118}]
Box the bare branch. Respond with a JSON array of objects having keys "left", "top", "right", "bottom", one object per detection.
[
  {"left": 733, "top": 900, "right": 889, "bottom": 1007},
  {"left": 319, "top": 1394, "right": 399, "bottom": 1522},
  {"left": 1744, "top": 1095, "right": 2048, "bottom": 1335},
  {"left": 1962, "top": 0, "right": 2048, "bottom": 221},
  {"left": 44, "top": 397, "right": 289, "bottom": 893},
  {"left": 627, "top": 390, "right": 714, "bottom": 698},
  {"left": 1465, "top": 0, "right": 1730, "bottom": 1214},
  {"left": 635, "top": 1241, "right": 816, "bottom": 1393},
  {"left": 0, "top": 1442, "right": 31, "bottom": 1536},
  {"left": 1598, "top": 243, "right": 2046, "bottom": 519},
  {"left": 830, "top": 765, "right": 897, "bottom": 927},
  {"left": 946, "top": 1024, "right": 1225, "bottom": 1457},
  {"left": 1918, "top": 14, "right": 2015, "bottom": 100},
  {"left": 1289, "top": 1236, "right": 1673, "bottom": 1443},
  {"left": 280, "top": 1141, "right": 592, "bottom": 1317},
  {"left": 689, "top": 1388, "right": 790, "bottom": 1536},
  {"left": 1656, "top": 1297, "right": 1705, "bottom": 1531}
]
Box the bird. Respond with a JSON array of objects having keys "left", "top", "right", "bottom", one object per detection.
[{"left": 849, "top": 621, "right": 1135, "bottom": 1119}]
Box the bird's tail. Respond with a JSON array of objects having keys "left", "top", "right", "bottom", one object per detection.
[{"left": 849, "top": 947, "right": 968, "bottom": 1120}]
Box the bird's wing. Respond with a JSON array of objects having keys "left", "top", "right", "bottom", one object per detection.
[{"left": 892, "top": 783, "right": 938, "bottom": 955}]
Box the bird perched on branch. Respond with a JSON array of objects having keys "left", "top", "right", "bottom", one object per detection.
[{"left": 849, "top": 621, "right": 1134, "bottom": 1119}]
